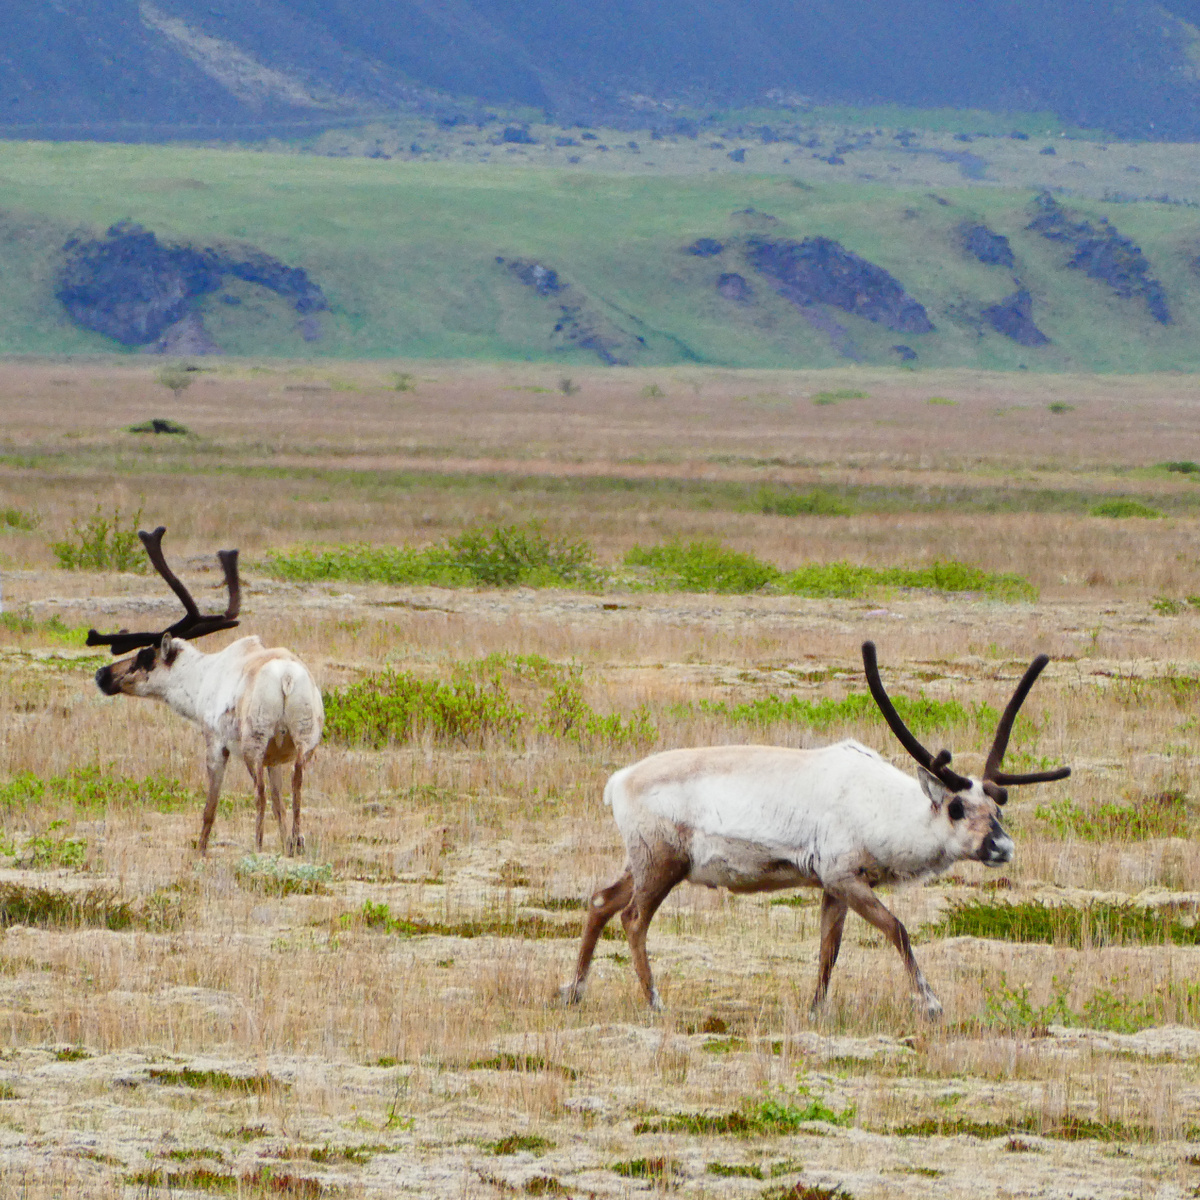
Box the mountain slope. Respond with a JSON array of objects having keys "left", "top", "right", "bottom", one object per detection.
[{"left": 3, "top": 1, "right": 1200, "bottom": 139}]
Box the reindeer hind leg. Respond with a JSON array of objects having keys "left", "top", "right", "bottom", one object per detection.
[
  {"left": 560, "top": 868, "right": 633, "bottom": 1005},
  {"left": 621, "top": 850, "right": 690, "bottom": 1011},
  {"left": 289, "top": 755, "right": 305, "bottom": 855},
  {"left": 267, "top": 764, "right": 286, "bottom": 853},
  {"left": 810, "top": 889, "right": 849, "bottom": 1018}
]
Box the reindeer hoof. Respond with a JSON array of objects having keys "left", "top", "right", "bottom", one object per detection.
[
  {"left": 649, "top": 988, "right": 665, "bottom": 1013},
  {"left": 920, "top": 996, "right": 944, "bottom": 1021},
  {"left": 558, "top": 983, "right": 583, "bottom": 1007}
]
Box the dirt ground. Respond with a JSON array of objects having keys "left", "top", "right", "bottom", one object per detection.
[{"left": 2, "top": 363, "right": 1200, "bottom": 1198}]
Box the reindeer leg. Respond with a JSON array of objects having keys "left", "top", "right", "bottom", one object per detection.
[
  {"left": 245, "top": 752, "right": 267, "bottom": 852},
  {"left": 810, "top": 889, "right": 849, "bottom": 1016},
  {"left": 560, "top": 868, "right": 633, "bottom": 1005},
  {"left": 199, "top": 742, "right": 228, "bottom": 856},
  {"left": 289, "top": 757, "right": 305, "bottom": 855},
  {"left": 838, "top": 877, "right": 942, "bottom": 1019},
  {"left": 267, "top": 765, "right": 286, "bottom": 854},
  {"left": 621, "top": 852, "right": 690, "bottom": 1011}
]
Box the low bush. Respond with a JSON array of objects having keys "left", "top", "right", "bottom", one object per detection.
[
  {"left": 779, "top": 560, "right": 1036, "bottom": 601},
  {"left": 50, "top": 505, "right": 146, "bottom": 572},
  {"left": 634, "top": 1091, "right": 853, "bottom": 1136},
  {"left": 324, "top": 669, "right": 524, "bottom": 747},
  {"left": 1162, "top": 460, "right": 1200, "bottom": 475},
  {"left": 625, "top": 540, "right": 779, "bottom": 593},
  {"left": 538, "top": 674, "right": 656, "bottom": 748},
  {"left": 263, "top": 522, "right": 600, "bottom": 589},
  {"left": 811, "top": 388, "right": 867, "bottom": 404},
  {"left": 0, "top": 507, "right": 36, "bottom": 531},
  {"left": 0, "top": 765, "right": 192, "bottom": 813},
  {"left": 754, "top": 488, "right": 853, "bottom": 516},
  {"left": 234, "top": 855, "right": 333, "bottom": 895},
  {"left": 1089, "top": 499, "right": 1164, "bottom": 519},
  {"left": 1035, "top": 790, "right": 1191, "bottom": 840}
]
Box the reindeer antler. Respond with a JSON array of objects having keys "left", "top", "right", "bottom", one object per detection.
[
  {"left": 861, "top": 641, "right": 972, "bottom": 792},
  {"left": 86, "top": 526, "right": 241, "bottom": 654},
  {"left": 979, "top": 655, "right": 1071, "bottom": 804}
]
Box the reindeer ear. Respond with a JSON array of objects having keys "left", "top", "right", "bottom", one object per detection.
[
  {"left": 159, "top": 632, "right": 177, "bottom": 663},
  {"left": 918, "top": 766, "right": 954, "bottom": 808}
]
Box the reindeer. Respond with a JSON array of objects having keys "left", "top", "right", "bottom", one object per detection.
[
  {"left": 90, "top": 527, "right": 323, "bottom": 856},
  {"left": 562, "top": 642, "right": 1069, "bottom": 1019}
]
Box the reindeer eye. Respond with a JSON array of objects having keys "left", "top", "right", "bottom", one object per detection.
[{"left": 948, "top": 798, "right": 965, "bottom": 821}]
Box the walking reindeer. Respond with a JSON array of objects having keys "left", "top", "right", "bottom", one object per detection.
[
  {"left": 90, "top": 527, "right": 323, "bottom": 856},
  {"left": 562, "top": 642, "right": 1069, "bottom": 1018}
]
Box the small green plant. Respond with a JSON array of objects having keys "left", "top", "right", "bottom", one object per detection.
[
  {"left": 0, "top": 765, "right": 192, "bottom": 813},
  {"left": 1153, "top": 596, "right": 1185, "bottom": 615},
  {"left": 634, "top": 1090, "right": 853, "bottom": 1136},
  {"left": 537, "top": 673, "right": 655, "bottom": 748},
  {"left": 707, "top": 1161, "right": 765, "bottom": 1178},
  {"left": 927, "top": 395, "right": 957, "bottom": 405},
  {"left": 1035, "top": 789, "right": 1190, "bottom": 841},
  {"left": 626, "top": 539, "right": 779, "bottom": 593},
  {"left": 147, "top": 1067, "right": 285, "bottom": 1093},
  {"left": 557, "top": 377, "right": 580, "bottom": 395},
  {"left": 1090, "top": 499, "right": 1164, "bottom": 519},
  {"left": 50, "top": 505, "right": 146, "bottom": 572},
  {"left": 1162, "top": 460, "right": 1200, "bottom": 474},
  {"left": 234, "top": 855, "right": 333, "bottom": 895},
  {"left": 128, "top": 418, "right": 190, "bottom": 435},
  {"left": 610, "top": 1158, "right": 679, "bottom": 1179},
  {"left": 778, "top": 559, "right": 1036, "bottom": 601},
  {"left": 390, "top": 372, "right": 415, "bottom": 391},
  {"left": 487, "top": 1134, "right": 555, "bottom": 1155},
  {"left": 338, "top": 899, "right": 599, "bottom": 941},
  {"left": 811, "top": 388, "right": 868, "bottom": 405},
  {"left": 54, "top": 1046, "right": 92, "bottom": 1062},
  {"left": 324, "top": 669, "right": 524, "bottom": 747},
  {"left": 16, "top": 820, "right": 87, "bottom": 869},
  {"left": 0, "top": 882, "right": 134, "bottom": 930},
  {"left": 466, "top": 1054, "right": 577, "bottom": 1079},
  {"left": 754, "top": 488, "right": 853, "bottom": 517},
  {"left": 760, "top": 1185, "right": 852, "bottom": 1200},
  {"left": 156, "top": 365, "right": 196, "bottom": 398},
  {"left": 1047, "top": 402, "right": 1074, "bottom": 414},
  {"left": 984, "top": 973, "right": 1074, "bottom": 1031},
  {"left": 641, "top": 383, "right": 665, "bottom": 398},
  {"left": 0, "top": 507, "right": 36, "bottom": 531}
]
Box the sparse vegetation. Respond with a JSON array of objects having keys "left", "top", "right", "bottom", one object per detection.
[
  {"left": 1047, "top": 402, "right": 1075, "bottom": 413},
  {"left": 634, "top": 1092, "right": 854, "bottom": 1136},
  {"left": 753, "top": 488, "right": 854, "bottom": 516},
  {"left": 50, "top": 504, "right": 145, "bottom": 572},
  {"left": 1090, "top": 499, "right": 1164, "bottom": 518},
  {"left": 155, "top": 365, "right": 196, "bottom": 398},
  {"left": 625, "top": 540, "right": 780, "bottom": 592},
  {"left": 234, "top": 854, "right": 333, "bottom": 894},
  {"left": 1035, "top": 789, "right": 1191, "bottom": 840},
  {"left": 811, "top": 389, "right": 867, "bottom": 405},
  {"left": 128, "top": 417, "right": 190, "bottom": 435},
  {"left": 0, "top": 506, "right": 37, "bottom": 530},
  {"left": 487, "top": 1135, "right": 555, "bottom": 1156}
]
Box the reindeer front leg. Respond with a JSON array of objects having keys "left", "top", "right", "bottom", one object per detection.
[{"left": 199, "top": 741, "right": 229, "bottom": 856}]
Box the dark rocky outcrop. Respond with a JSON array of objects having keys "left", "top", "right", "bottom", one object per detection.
[
  {"left": 499, "top": 257, "right": 641, "bottom": 365},
  {"left": 1027, "top": 194, "right": 1170, "bottom": 323},
  {"left": 716, "top": 273, "right": 752, "bottom": 302},
  {"left": 960, "top": 222, "right": 1015, "bottom": 267},
  {"left": 686, "top": 238, "right": 724, "bottom": 257},
  {"left": 981, "top": 288, "right": 1050, "bottom": 346},
  {"left": 56, "top": 221, "right": 328, "bottom": 350},
  {"left": 747, "top": 235, "right": 934, "bottom": 333}
]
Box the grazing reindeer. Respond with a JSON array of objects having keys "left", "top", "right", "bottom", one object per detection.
[
  {"left": 562, "top": 642, "right": 1069, "bottom": 1018},
  {"left": 91, "top": 527, "right": 323, "bottom": 856}
]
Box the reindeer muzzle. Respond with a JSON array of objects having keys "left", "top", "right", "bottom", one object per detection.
[
  {"left": 978, "top": 817, "right": 1014, "bottom": 866},
  {"left": 95, "top": 665, "right": 119, "bottom": 695}
]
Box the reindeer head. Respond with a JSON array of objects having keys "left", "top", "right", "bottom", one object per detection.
[
  {"left": 92, "top": 526, "right": 240, "bottom": 698},
  {"left": 862, "top": 641, "right": 1069, "bottom": 866}
]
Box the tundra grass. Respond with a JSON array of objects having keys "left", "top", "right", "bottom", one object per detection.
[{"left": 634, "top": 1093, "right": 854, "bottom": 1136}]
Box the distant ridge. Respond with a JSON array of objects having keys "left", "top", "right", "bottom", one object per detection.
[{"left": 3, "top": 1, "right": 1200, "bottom": 140}]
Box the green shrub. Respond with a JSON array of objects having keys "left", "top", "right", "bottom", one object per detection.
[
  {"left": 779, "top": 559, "right": 1036, "bottom": 601},
  {"left": 50, "top": 505, "right": 146, "bottom": 572},
  {"left": 10, "top": 820, "right": 87, "bottom": 869},
  {"left": 811, "top": 389, "right": 867, "bottom": 405},
  {"left": 0, "top": 611, "right": 86, "bottom": 642},
  {"left": 0, "top": 883, "right": 135, "bottom": 930},
  {"left": 234, "top": 855, "right": 333, "bottom": 895},
  {"left": 1035, "top": 790, "right": 1191, "bottom": 840},
  {"left": 690, "top": 692, "right": 981, "bottom": 738},
  {"left": 324, "top": 669, "right": 523, "bottom": 747},
  {"left": 263, "top": 522, "right": 600, "bottom": 589},
  {"left": 634, "top": 1091, "right": 853, "bottom": 1136},
  {"left": 1047, "top": 402, "right": 1075, "bottom": 414},
  {"left": 538, "top": 674, "right": 656, "bottom": 748},
  {"left": 0, "top": 507, "right": 36, "bottom": 531},
  {"left": 0, "top": 765, "right": 191, "bottom": 813},
  {"left": 1162, "top": 460, "right": 1200, "bottom": 475},
  {"left": 1089, "top": 499, "right": 1164, "bottom": 519},
  {"left": 933, "top": 898, "right": 1200, "bottom": 948},
  {"left": 754, "top": 488, "right": 853, "bottom": 517},
  {"left": 625, "top": 540, "right": 779, "bottom": 593},
  {"left": 1153, "top": 597, "right": 1185, "bottom": 615}
]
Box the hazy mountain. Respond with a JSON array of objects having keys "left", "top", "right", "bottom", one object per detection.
[{"left": 5, "top": 0, "right": 1200, "bottom": 139}]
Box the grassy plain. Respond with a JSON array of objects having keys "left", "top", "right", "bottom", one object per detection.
[
  {"left": 3, "top": 362, "right": 1200, "bottom": 1196},
  {"left": 5, "top": 135, "right": 1200, "bottom": 369}
]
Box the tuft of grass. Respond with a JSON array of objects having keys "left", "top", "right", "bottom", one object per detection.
[
  {"left": 1047, "top": 402, "right": 1075, "bottom": 414},
  {"left": 127, "top": 418, "right": 190, "bottom": 435},
  {"left": 933, "top": 898, "right": 1200, "bottom": 949},
  {"left": 487, "top": 1135, "right": 555, "bottom": 1156},
  {"left": 0, "top": 506, "right": 37, "bottom": 531},
  {"left": 634, "top": 1092, "right": 854, "bottom": 1136},
  {"left": 537, "top": 673, "right": 656, "bottom": 749},
  {"left": 811, "top": 388, "right": 867, "bottom": 405},
  {"left": 263, "top": 522, "right": 600, "bottom": 590},
  {"left": 128, "top": 1166, "right": 328, "bottom": 1196},
  {"left": 53, "top": 1046, "right": 92, "bottom": 1062},
  {"left": 234, "top": 855, "right": 333, "bottom": 895},
  {"left": 1035, "top": 789, "right": 1191, "bottom": 840},
  {"left": 779, "top": 559, "right": 1036, "bottom": 601},
  {"left": 1153, "top": 596, "right": 1185, "bottom": 615},
  {"left": 611, "top": 1157, "right": 679, "bottom": 1179},
  {"left": 890, "top": 1114, "right": 1159, "bottom": 1143},
  {"left": 338, "top": 899, "right": 602, "bottom": 942},
  {"left": 1089, "top": 499, "right": 1164, "bottom": 518},
  {"left": 523, "top": 1178, "right": 568, "bottom": 1197},
  {"left": 0, "top": 882, "right": 135, "bottom": 930},
  {"left": 323, "top": 669, "right": 524, "bottom": 747},
  {"left": 466, "top": 1054, "right": 578, "bottom": 1080},
  {"left": 4, "top": 820, "right": 88, "bottom": 870},
  {"left": 753, "top": 488, "right": 853, "bottom": 517},
  {"left": 1162, "top": 460, "right": 1200, "bottom": 474},
  {"left": 760, "top": 1184, "right": 853, "bottom": 1200},
  {"left": 707, "top": 1162, "right": 765, "bottom": 1178},
  {"left": 148, "top": 1067, "right": 285, "bottom": 1093},
  {"left": 0, "top": 765, "right": 192, "bottom": 813},
  {"left": 688, "top": 691, "right": 984, "bottom": 738},
  {"left": 927, "top": 395, "right": 957, "bottom": 405},
  {"left": 50, "top": 504, "right": 146, "bottom": 572},
  {"left": 625, "top": 539, "right": 779, "bottom": 593}
]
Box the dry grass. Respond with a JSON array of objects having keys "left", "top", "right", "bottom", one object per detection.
[{"left": 2, "top": 362, "right": 1200, "bottom": 1197}]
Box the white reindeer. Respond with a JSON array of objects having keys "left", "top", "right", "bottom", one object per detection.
[
  {"left": 562, "top": 642, "right": 1069, "bottom": 1018},
  {"left": 90, "top": 527, "right": 323, "bottom": 856}
]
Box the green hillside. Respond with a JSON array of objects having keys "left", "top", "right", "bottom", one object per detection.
[{"left": 3, "top": 140, "right": 1200, "bottom": 370}]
